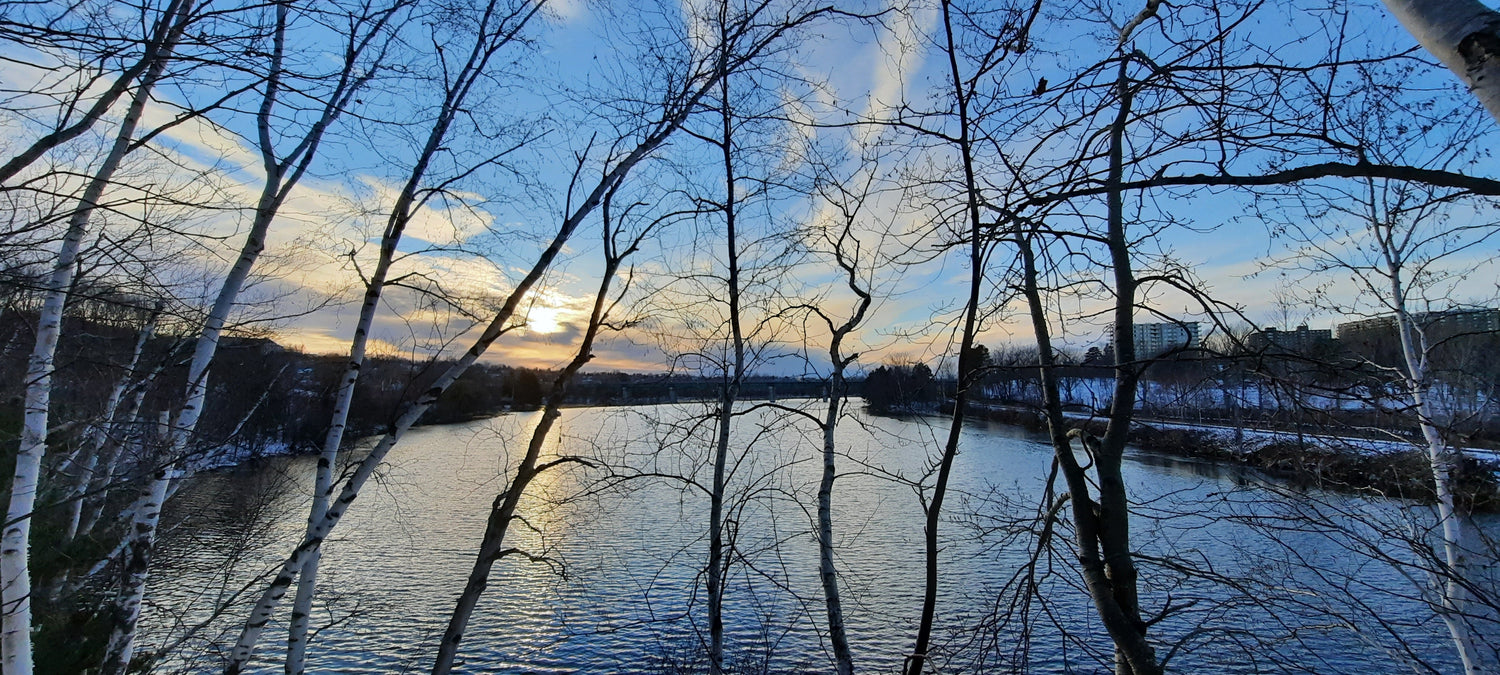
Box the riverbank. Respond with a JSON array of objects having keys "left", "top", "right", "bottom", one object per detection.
[
  {"left": 270, "top": 395, "right": 1500, "bottom": 512},
  {"left": 953, "top": 401, "right": 1500, "bottom": 511},
  {"left": 411, "top": 397, "right": 1500, "bottom": 511}
]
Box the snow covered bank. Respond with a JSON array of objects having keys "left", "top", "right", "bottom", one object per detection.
[{"left": 957, "top": 401, "right": 1500, "bottom": 510}]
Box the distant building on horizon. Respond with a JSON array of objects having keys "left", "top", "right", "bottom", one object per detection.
[
  {"left": 1336, "top": 308, "right": 1500, "bottom": 365},
  {"left": 1333, "top": 315, "right": 1396, "bottom": 344},
  {"left": 1336, "top": 308, "right": 1500, "bottom": 343},
  {"left": 1130, "top": 321, "right": 1201, "bottom": 359},
  {"left": 1248, "top": 324, "right": 1333, "bottom": 354}
]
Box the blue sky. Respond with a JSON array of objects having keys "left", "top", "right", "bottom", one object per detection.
[{"left": 3, "top": 0, "right": 1496, "bottom": 373}]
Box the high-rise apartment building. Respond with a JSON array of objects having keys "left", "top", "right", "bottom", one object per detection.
[
  {"left": 1130, "top": 321, "right": 1201, "bottom": 359},
  {"left": 1336, "top": 308, "right": 1499, "bottom": 366},
  {"left": 1247, "top": 324, "right": 1334, "bottom": 354},
  {"left": 1335, "top": 308, "right": 1500, "bottom": 343}
]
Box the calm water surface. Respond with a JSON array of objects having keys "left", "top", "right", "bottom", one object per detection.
[{"left": 142, "top": 403, "right": 1497, "bottom": 673}]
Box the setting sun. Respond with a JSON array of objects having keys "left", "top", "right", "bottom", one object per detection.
[{"left": 522, "top": 304, "right": 566, "bottom": 334}]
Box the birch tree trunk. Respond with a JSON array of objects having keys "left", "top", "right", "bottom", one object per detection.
[
  {"left": 816, "top": 388, "right": 852, "bottom": 675},
  {"left": 225, "top": 100, "right": 703, "bottom": 674},
  {"left": 1386, "top": 260, "right": 1481, "bottom": 674},
  {"left": 816, "top": 276, "right": 869, "bottom": 675},
  {"left": 803, "top": 171, "right": 876, "bottom": 675},
  {"left": 78, "top": 354, "right": 171, "bottom": 539},
  {"left": 0, "top": 12, "right": 187, "bottom": 668},
  {"left": 1380, "top": 0, "right": 1500, "bottom": 125},
  {"left": 0, "top": 0, "right": 193, "bottom": 185},
  {"left": 284, "top": 4, "right": 525, "bottom": 671},
  {"left": 97, "top": 466, "right": 176, "bottom": 675},
  {"left": 98, "top": 2, "right": 402, "bottom": 665},
  {"left": 225, "top": 5, "right": 829, "bottom": 666},
  {"left": 225, "top": 185, "right": 588, "bottom": 674},
  {"left": 164, "top": 0, "right": 298, "bottom": 466},
  {"left": 101, "top": 369, "right": 284, "bottom": 673},
  {"left": 170, "top": 0, "right": 405, "bottom": 468}
]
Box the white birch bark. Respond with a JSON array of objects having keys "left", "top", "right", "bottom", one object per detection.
[
  {"left": 1388, "top": 273, "right": 1482, "bottom": 675},
  {"left": 85, "top": 16, "right": 309, "bottom": 667},
  {"left": 1381, "top": 0, "right": 1500, "bottom": 125},
  {"left": 0, "top": 0, "right": 193, "bottom": 185},
  {"left": 226, "top": 5, "right": 823, "bottom": 665},
  {"left": 97, "top": 466, "right": 176, "bottom": 675},
  {"left": 87, "top": 1, "right": 398, "bottom": 664},
  {"left": 813, "top": 220, "right": 871, "bottom": 675},
  {"left": 60, "top": 452, "right": 99, "bottom": 542},
  {"left": 816, "top": 391, "right": 852, "bottom": 675},
  {"left": 285, "top": 3, "right": 526, "bottom": 669},
  {"left": 78, "top": 356, "right": 170, "bottom": 539},
  {"left": 164, "top": 0, "right": 294, "bottom": 468},
  {"left": 0, "top": 12, "right": 187, "bottom": 668},
  {"left": 169, "top": 0, "right": 399, "bottom": 469},
  {"left": 69, "top": 410, "right": 171, "bottom": 598},
  {"left": 101, "top": 368, "right": 284, "bottom": 672}
]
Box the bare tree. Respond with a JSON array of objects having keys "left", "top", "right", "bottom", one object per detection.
[
  {"left": 59, "top": 300, "right": 163, "bottom": 542},
  {"left": 281, "top": 1, "right": 528, "bottom": 669},
  {"left": 0, "top": 0, "right": 199, "bottom": 185},
  {"left": 631, "top": 0, "right": 857, "bottom": 666},
  {"left": 102, "top": 366, "right": 288, "bottom": 675},
  {"left": 703, "top": 40, "right": 751, "bottom": 675},
  {"left": 86, "top": 2, "right": 411, "bottom": 668},
  {"left": 220, "top": 1, "right": 841, "bottom": 666},
  {"left": 430, "top": 181, "right": 677, "bottom": 674},
  {"left": 1259, "top": 176, "right": 1499, "bottom": 673},
  {"left": 893, "top": 2, "right": 1042, "bottom": 671},
  {"left": 799, "top": 163, "right": 882, "bottom": 675},
  {"left": 1006, "top": 49, "right": 1163, "bottom": 675},
  {"left": 975, "top": 1, "right": 1500, "bottom": 671}
]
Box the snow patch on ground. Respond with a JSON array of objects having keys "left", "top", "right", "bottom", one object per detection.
[
  {"left": 970, "top": 401, "right": 1500, "bottom": 464},
  {"left": 189, "top": 440, "right": 295, "bottom": 472}
]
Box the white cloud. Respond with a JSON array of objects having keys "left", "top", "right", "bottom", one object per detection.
[{"left": 860, "top": 0, "right": 937, "bottom": 137}]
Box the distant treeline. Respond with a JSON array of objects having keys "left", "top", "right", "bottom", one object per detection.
[
  {"left": 0, "top": 309, "right": 548, "bottom": 457},
  {"left": 0, "top": 310, "right": 831, "bottom": 459},
  {"left": 9, "top": 308, "right": 1493, "bottom": 463}
]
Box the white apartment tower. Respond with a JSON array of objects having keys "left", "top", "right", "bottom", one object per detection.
[{"left": 1129, "top": 321, "right": 1200, "bottom": 359}]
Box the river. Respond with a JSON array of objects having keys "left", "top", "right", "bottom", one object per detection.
[{"left": 140, "top": 403, "right": 1497, "bottom": 673}]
